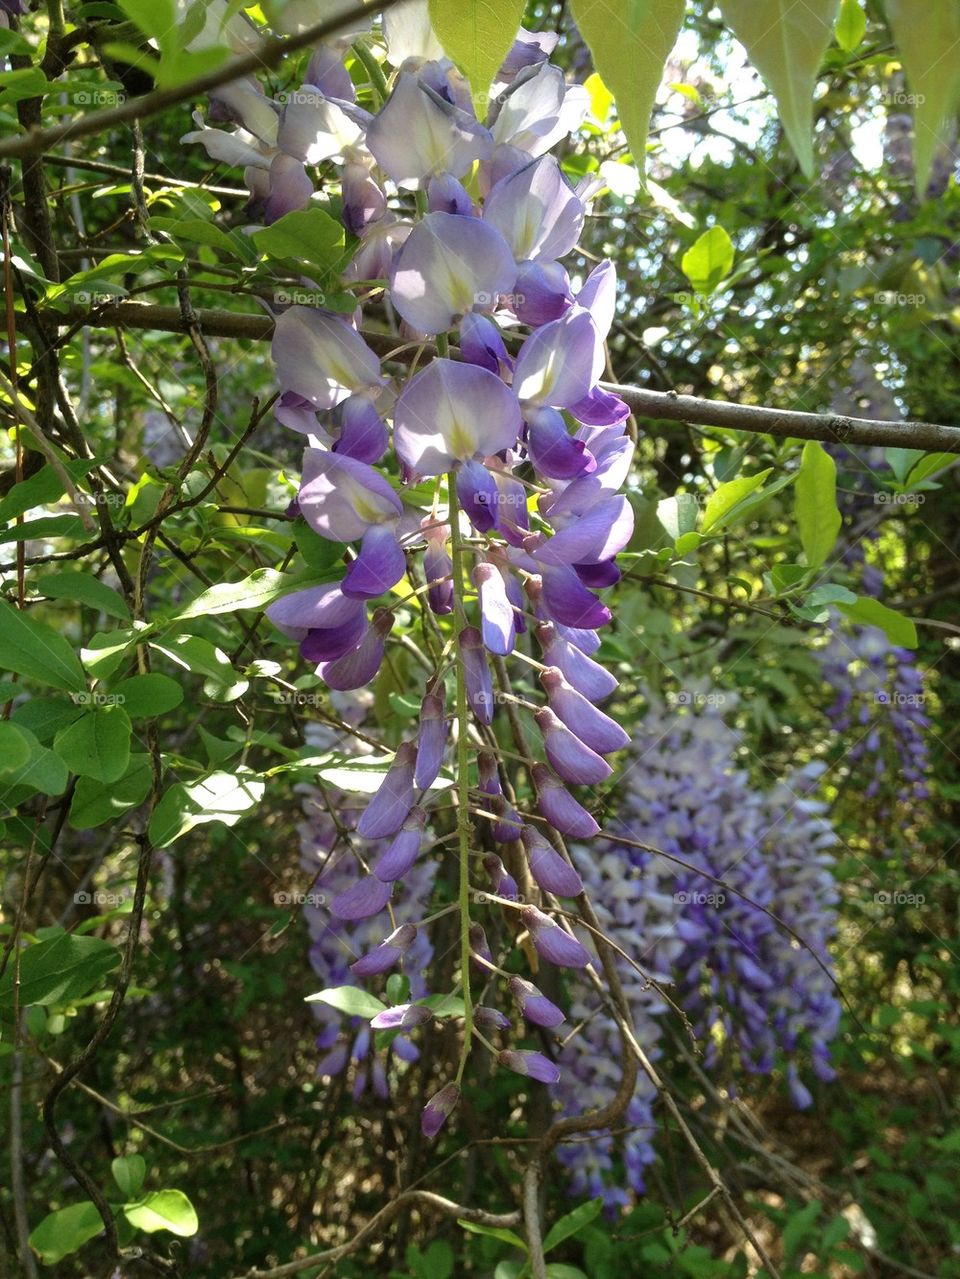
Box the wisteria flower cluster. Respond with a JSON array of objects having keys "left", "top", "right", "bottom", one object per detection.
[
  {"left": 554, "top": 692, "right": 841, "bottom": 1204},
  {"left": 185, "top": 3, "right": 636, "bottom": 1133}
]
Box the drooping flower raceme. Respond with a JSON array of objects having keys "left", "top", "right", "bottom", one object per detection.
[
  {"left": 554, "top": 692, "right": 842, "bottom": 1205},
  {"left": 187, "top": 3, "right": 632, "bottom": 1138}
]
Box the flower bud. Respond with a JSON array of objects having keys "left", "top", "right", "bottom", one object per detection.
[{"left": 421, "top": 1081, "right": 461, "bottom": 1137}]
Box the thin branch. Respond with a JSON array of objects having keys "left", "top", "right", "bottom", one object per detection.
[
  {"left": 0, "top": 0, "right": 401, "bottom": 161},
  {"left": 54, "top": 302, "right": 960, "bottom": 453}
]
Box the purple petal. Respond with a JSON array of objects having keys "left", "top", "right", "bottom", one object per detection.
[
  {"left": 540, "top": 667, "right": 628, "bottom": 754},
  {"left": 461, "top": 626, "right": 495, "bottom": 724},
  {"left": 357, "top": 741, "right": 417, "bottom": 839},
  {"left": 263, "top": 153, "right": 313, "bottom": 224},
  {"left": 350, "top": 923, "right": 417, "bottom": 977},
  {"left": 511, "top": 259, "right": 573, "bottom": 325},
  {"left": 423, "top": 525, "right": 454, "bottom": 615},
  {"left": 576, "top": 260, "right": 617, "bottom": 337},
  {"left": 482, "top": 853, "right": 519, "bottom": 902},
  {"left": 509, "top": 976, "right": 565, "bottom": 1029},
  {"left": 521, "top": 824, "right": 583, "bottom": 896},
  {"left": 575, "top": 560, "right": 621, "bottom": 588},
  {"left": 374, "top": 806, "right": 426, "bottom": 882},
  {"left": 300, "top": 605, "right": 367, "bottom": 663},
  {"left": 394, "top": 358, "right": 522, "bottom": 475},
  {"left": 421, "top": 1081, "right": 460, "bottom": 1137},
  {"left": 536, "top": 707, "right": 611, "bottom": 784},
  {"left": 370, "top": 1003, "right": 432, "bottom": 1030},
  {"left": 275, "top": 390, "right": 320, "bottom": 436},
  {"left": 459, "top": 312, "right": 510, "bottom": 374},
  {"left": 522, "top": 905, "right": 591, "bottom": 969},
  {"left": 428, "top": 173, "right": 474, "bottom": 214},
  {"left": 267, "top": 580, "right": 362, "bottom": 635},
  {"left": 536, "top": 493, "right": 633, "bottom": 565},
  {"left": 496, "top": 28, "right": 558, "bottom": 84},
  {"left": 331, "top": 394, "right": 389, "bottom": 464},
  {"left": 342, "top": 525, "right": 406, "bottom": 599},
  {"left": 533, "top": 763, "right": 600, "bottom": 837},
  {"left": 389, "top": 212, "right": 516, "bottom": 334},
  {"left": 317, "top": 608, "right": 391, "bottom": 688},
  {"left": 342, "top": 160, "right": 387, "bottom": 236},
  {"left": 490, "top": 63, "right": 587, "bottom": 157},
  {"left": 568, "top": 385, "right": 630, "bottom": 426},
  {"left": 474, "top": 1006, "right": 511, "bottom": 1030},
  {"left": 513, "top": 308, "right": 604, "bottom": 409},
  {"left": 272, "top": 308, "right": 383, "bottom": 411},
  {"left": 539, "top": 564, "right": 611, "bottom": 629},
  {"left": 415, "top": 691, "right": 447, "bottom": 789},
  {"left": 305, "top": 45, "right": 356, "bottom": 100},
  {"left": 367, "top": 72, "right": 492, "bottom": 187},
  {"left": 483, "top": 154, "right": 583, "bottom": 262},
  {"left": 535, "top": 621, "right": 618, "bottom": 701},
  {"left": 526, "top": 407, "right": 596, "bottom": 480},
  {"left": 277, "top": 89, "right": 363, "bottom": 164},
  {"left": 457, "top": 459, "right": 501, "bottom": 534},
  {"left": 299, "top": 449, "right": 402, "bottom": 543},
  {"left": 330, "top": 874, "right": 392, "bottom": 920},
  {"left": 475, "top": 561, "right": 516, "bottom": 655},
  {"left": 498, "top": 1048, "right": 561, "bottom": 1084}
]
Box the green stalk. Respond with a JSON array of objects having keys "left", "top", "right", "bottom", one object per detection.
[
  {"left": 447, "top": 472, "right": 474, "bottom": 1082},
  {"left": 352, "top": 39, "right": 389, "bottom": 106}
]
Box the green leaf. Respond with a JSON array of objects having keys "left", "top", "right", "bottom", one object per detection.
[
  {"left": 0, "top": 932, "right": 120, "bottom": 1010},
  {"left": 543, "top": 1198, "right": 604, "bottom": 1253},
  {"left": 148, "top": 770, "right": 265, "bottom": 847},
  {"left": 0, "top": 459, "right": 93, "bottom": 523},
  {"left": 681, "top": 226, "right": 735, "bottom": 295},
  {"left": 0, "top": 599, "right": 86, "bottom": 692},
  {"left": 123, "top": 1189, "right": 198, "bottom": 1236},
  {"left": 420, "top": 993, "right": 466, "bottom": 1018},
  {"left": 429, "top": 0, "right": 526, "bottom": 105},
  {"left": 0, "top": 721, "right": 32, "bottom": 774},
  {"left": 81, "top": 626, "right": 150, "bottom": 679},
  {"left": 904, "top": 452, "right": 954, "bottom": 489},
  {"left": 171, "top": 568, "right": 315, "bottom": 620},
  {"left": 118, "top": 0, "right": 174, "bottom": 39},
  {"left": 37, "top": 572, "right": 130, "bottom": 622},
  {"left": 305, "top": 986, "right": 388, "bottom": 1019},
  {"left": 54, "top": 705, "right": 132, "bottom": 783},
  {"left": 0, "top": 727, "right": 69, "bottom": 799},
  {"left": 28, "top": 1202, "right": 105, "bottom": 1266},
  {"left": 835, "top": 0, "right": 865, "bottom": 51},
  {"left": 569, "top": 0, "right": 685, "bottom": 177},
  {"left": 656, "top": 493, "right": 700, "bottom": 540},
  {"left": 0, "top": 513, "right": 86, "bottom": 544},
  {"left": 69, "top": 755, "right": 153, "bottom": 830},
  {"left": 458, "top": 1220, "right": 527, "bottom": 1250},
  {"left": 10, "top": 697, "right": 82, "bottom": 744},
  {"left": 795, "top": 441, "right": 841, "bottom": 570},
  {"left": 885, "top": 446, "right": 924, "bottom": 484},
  {"left": 885, "top": 0, "right": 960, "bottom": 195},
  {"left": 111, "top": 1155, "right": 147, "bottom": 1199},
  {"left": 110, "top": 673, "right": 184, "bottom": 718},
  {"left": 545, "top": 1267, "right": 590, "bottom": 1279},
  {"left": 149, "top": 634, "right": 248, "bottom": 701},
  {"left": 701, "top": 470, "right": 772, "bottom": 532},
  {"left": 837, "top": 598, "right": 918, "bottom": 649},
  {"left": 252, "top": 208, "right": 347, "bottom": 275},
  {"left": 719, "top": 0, "right": 840, "bottom": 176}
]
